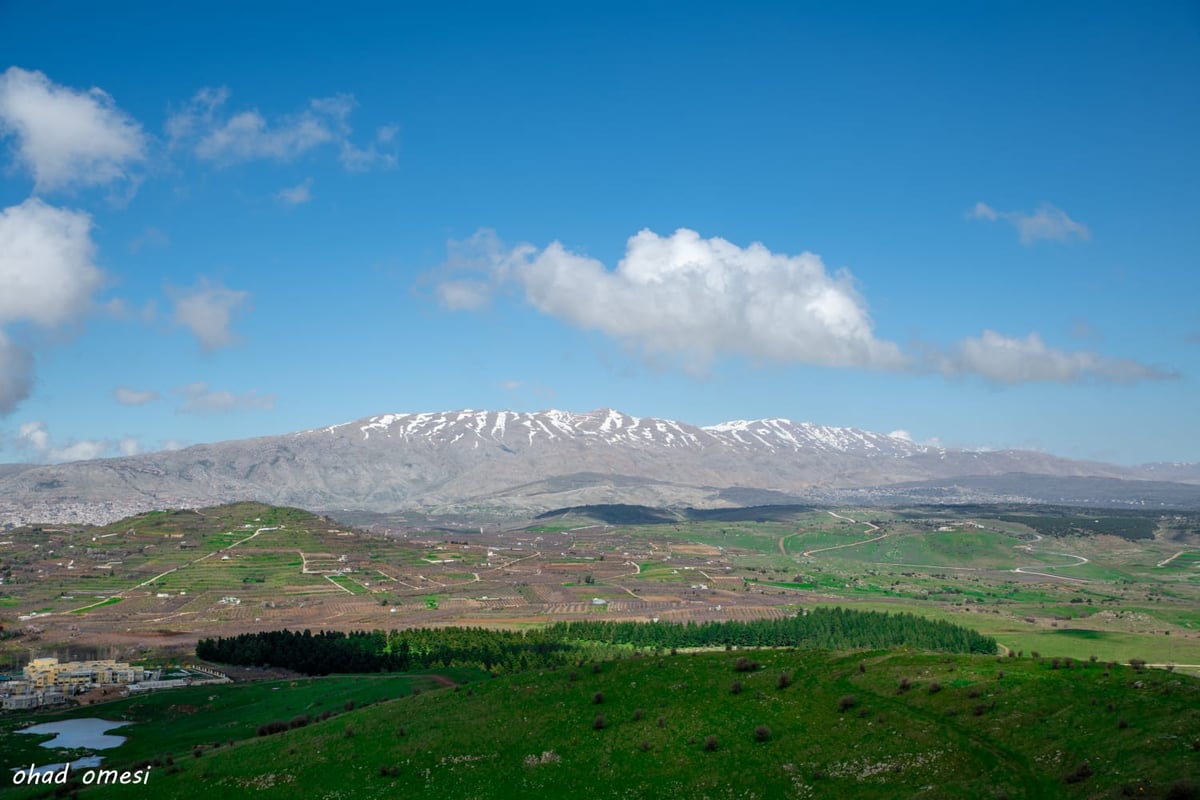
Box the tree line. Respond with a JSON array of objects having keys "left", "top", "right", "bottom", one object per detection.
[
  {"left": 195, "top": 607, "right": 996, "bottom": 675},
  {"left": 544, "top": 607, "right": 997, "bottom": 653}
]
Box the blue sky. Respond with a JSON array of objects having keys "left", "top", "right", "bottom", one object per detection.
[{"left": 0, "top": 1, "right": 1197, "bottom": 466}]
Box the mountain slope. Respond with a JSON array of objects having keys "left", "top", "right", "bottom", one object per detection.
[{"left": 1, "top": 408, "right": 1197, "bottom": 526}]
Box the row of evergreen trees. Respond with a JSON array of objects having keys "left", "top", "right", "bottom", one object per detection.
[
  {"left": 544, "top": 607, "right": 997, "bottom": 653},
  {"left": 195, "top": 607, "right": 996, "bottom": 675},
  {"left": 195, "top": 627, "right": 573, "bottom": 675}
]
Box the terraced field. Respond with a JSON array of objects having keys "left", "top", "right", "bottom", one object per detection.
[{"left": 1, "top": 503, "right": 1198, "bottom": 675}]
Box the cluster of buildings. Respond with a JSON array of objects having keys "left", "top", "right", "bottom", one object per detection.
[{"left": 1, "top": 657, "right": 227, "bottom": 711}]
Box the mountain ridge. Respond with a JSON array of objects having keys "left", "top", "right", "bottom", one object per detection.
[{"left": 1, "top": 408, "right": 1197, "bottom": 527}]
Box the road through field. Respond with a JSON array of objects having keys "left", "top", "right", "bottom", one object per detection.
[
  {"left": 65, "top": 525, "right": 281, "bottom": 613},
  {"left": 795, "top": 516, "right": 1094, "bottom": 585},
  {"left": 800, "top": 512, "right": 885, "bottom": 557},
  {"left": 1011, "top": 534, "right": 1090, "bottom": 583}
]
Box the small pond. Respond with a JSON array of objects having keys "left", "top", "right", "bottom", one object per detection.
[{"left": 18, "top": 718, "right": 128, "bottom": 750}]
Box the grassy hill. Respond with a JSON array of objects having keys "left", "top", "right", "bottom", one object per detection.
[{"left": 9, "top": 649, "right": 1198, "bottom": 800}]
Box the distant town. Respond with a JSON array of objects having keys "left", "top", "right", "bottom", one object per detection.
[{"left": 1, "top": 657, "right": 228, "bottom": 711}]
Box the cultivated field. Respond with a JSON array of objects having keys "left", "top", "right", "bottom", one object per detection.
[{"left": 2, "top": 503, "right": 1199, "bottom": 673}]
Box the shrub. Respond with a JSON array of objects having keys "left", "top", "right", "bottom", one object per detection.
[
  {"left": 633, "top": 708, "right": 643, "bottom": 721},
  {"left": 592, "top": 662, "right": 602, "bottom": 674},
  {"left": 927, "top": 682, "right": 942, "bottom": 694},
  {"left": 897, "top": 677, "right": 913, "bottom": 694},
  {"left": 192, "top": 746, "right": 203, "bottom": 758},
  {"left": 973, "top": 703, "right": 988, "bottom": 717},
  {"left": 1118, "top": 718, "right": 1129, "bottom": 729},
  {"left": 344, "top": 700, "right": 356, "bottom": 712},
  {"left": 657, "top": 716, "right": 666, "bottom": 729},
  {"left": 593, "top": 691, "right": 605, "bottom": 705},
  {"left": 639, "top": 740, "right": 650, "bottom": 752},
  {"left": 734, "top": 656, "right": 760, "bottom": 673},
  {"left": 344, "top": 725, "right": 355, "bottom": 738},
  {"left": 755, "top": 725, "right": 772, "bottom": 742},
  {"left": 257, "top": 720, "right": 288, "bottom": 737},
  {"left": 593, "top": 714, "right": 607, "bottom": 730},
  {"left": 858, "top": 662, "right": 866, "bottom": 674},
  {"left": 703, "top": 735, "right": 719, "bottom": 752},
  {"left": 968, "top": 688, "right": 980, "bottom": 699},
  {"left": 731, "top": 681, "right": 744, "bottom": 695},
  {"left": 1166, "top": 780, "right": 1198, "bottom": 800},
  {"left": 569, "top": 671, "right": 578, "bottom": 682},
  {"left": 777, "top": 671, "right": 793, "bottom": 689},
  {"left": 1129, "top": 658, "right": 1147, "bottom": 672},
  {"left": 838, "top": 695, "right": 858, "bottom": 712},
  {"left": 1063, "top": 761, "right": 1094, "bottom": 784}
]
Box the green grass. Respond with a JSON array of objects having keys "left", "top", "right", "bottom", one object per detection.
[
  {"left": 18, "top": 650, "right": 1199, "bottom": 800},
  {"left": 69, "top": 596, "right": 122, "bottom": 613},
  {"left": 325, "top": 575, "right": 367, "bottom": 595},
  {"left": 0, "top": 671, "right": 473, "bottom": 786}
]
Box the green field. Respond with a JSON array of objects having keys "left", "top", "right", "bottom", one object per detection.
[
  {"left": 1, "top": 670, "right": 480, "bottom": 787},
  {"left": 6, "top": 651, "right": 1197, "bottom": 800}
]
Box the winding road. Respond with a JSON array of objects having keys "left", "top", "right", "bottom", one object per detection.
[
  {"left": 1011, "top": 533, "right": 1090, "bottom": 583},
  {"left": 792, "top": 514, "right": 1092, "bottom": 583},
  {"left": 800, "top": 511, "right": 885, "bottom": 557}
]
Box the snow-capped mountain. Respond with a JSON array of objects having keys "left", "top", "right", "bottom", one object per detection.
[
  {"left": 1, "top": 408, "right": 1197, "bottom": 527},
  {"left": 319, "top": 408, "right": 932, "bottom": 457}
]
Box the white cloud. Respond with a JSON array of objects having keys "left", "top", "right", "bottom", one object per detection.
[
  {"left": 276, "top": 177, "right": 313, "bottom": 205},
  {"left": 436, "top": 279, "right": 493, "bottom": 311},
  {"left": 939, "top": 330, "right": 1174, "bottom": 384},
  {"left": 0, "top": 67, "right": 146, "bottom": 194},
  {"left": 339, "top": 140, "right": 397, "bottom": 172},
  {"left": 114, "top": 386, "right": 159, "bottom": 406},
  {"left": 168, "top": 88, "right": 394, "bottom": 170},
  {"left": 440, "top": 228, "right": 907, "bottom": 372},
  {"left": 0, "top": 199, "right": 102, "bottom": 327},
  {"left": 0, "top": 332, "right": 33, "bottom": 415},
  {"left": 168, "top": 278, "right": 249, "bottom": 351},
  {"left": 967, "top": 202, "right": 1090, "bottom": 244},
  {"left": 16, "top": 420, "right": 130, "bottom": 463},
  {"left": 0, "top": 198, "right": 104, "bottom": 415},
  {"left": 173, "top": 382, "right": 275, "bottom": 414}
]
